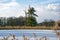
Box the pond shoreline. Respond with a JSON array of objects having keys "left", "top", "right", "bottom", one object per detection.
[{"left": 0, "top": 26, "right": 60, "bottom": 30}]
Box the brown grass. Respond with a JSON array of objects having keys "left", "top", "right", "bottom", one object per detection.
[{"left": 0, "top": 26, "right": 59, "bottom": 30}]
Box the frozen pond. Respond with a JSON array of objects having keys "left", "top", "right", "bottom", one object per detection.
[{"left": 0, "top": 30, "right": 60, "bottom": 40}]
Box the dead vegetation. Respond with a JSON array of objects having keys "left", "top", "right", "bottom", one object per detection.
[{"left": 0, "top": 26, "right": 60, "bottom": 30}]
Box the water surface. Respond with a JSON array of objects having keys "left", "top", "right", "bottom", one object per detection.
[{"left": 0, "top": 30, "right": 59, "bottom": 40}]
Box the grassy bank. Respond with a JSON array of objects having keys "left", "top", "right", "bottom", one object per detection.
[{"left": 0, "top": 26, "right": 60, "bottom": 30}]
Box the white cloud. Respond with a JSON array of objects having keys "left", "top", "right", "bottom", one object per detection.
[
  {"left": 40, "top": 0, "right": 60, "bottom": 5},
  {"left": 33, "top": 3, "right": 60, "bottom": 23},
  {"left": 0, "top": 0, "right": 25, "bottom": 17},
  {"left": 47, "top": 3, "right": 60, "bottom": 12}
]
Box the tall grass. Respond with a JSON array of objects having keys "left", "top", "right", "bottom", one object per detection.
[{"left": 0, "top": 26, "right": 59, "bottom": 30}]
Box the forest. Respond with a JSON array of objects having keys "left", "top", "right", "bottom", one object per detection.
[{"left": 0, "top": 6, "right": 55, "bottom": 27}]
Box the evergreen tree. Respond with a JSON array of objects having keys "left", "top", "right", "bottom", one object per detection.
[{"left": 26, "top": 6, "right": 38, "bottom": 26}]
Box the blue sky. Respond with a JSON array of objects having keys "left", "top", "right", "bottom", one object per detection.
[{"left": 0, "top": 0, "right": 60, "bottom": 23}]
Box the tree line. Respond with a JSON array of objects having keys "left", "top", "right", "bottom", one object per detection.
[
  {"left": 0, "top": 17, "right": 55, "bottom": 27},
  {"left": 38, "top": 19, "right": 55, "bottom": 27},
  {"left": 0, "top": 17, "right": 25, "bottom": 26},
  {"left": 0, "top": 6, "right": 55, "bottom": 27}
]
